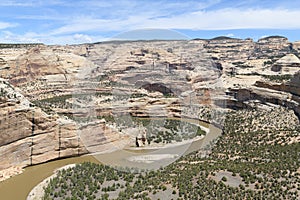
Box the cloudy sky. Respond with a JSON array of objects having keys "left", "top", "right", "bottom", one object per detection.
[{"left": 0, "top": 0, "right": 299, "bottom": 44}]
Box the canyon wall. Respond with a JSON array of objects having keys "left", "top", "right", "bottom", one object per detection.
[{"left": 0, "top": 36, "right": 299, "bottom": 172}]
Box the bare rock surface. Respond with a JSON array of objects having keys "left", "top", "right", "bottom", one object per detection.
[{"left": 0, "top": 36, "right": 299, "bottom": 177}]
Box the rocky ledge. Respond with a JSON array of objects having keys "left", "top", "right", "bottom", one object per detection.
[{"left": 0, "top": 36, "right": 299, "bottom": 177}]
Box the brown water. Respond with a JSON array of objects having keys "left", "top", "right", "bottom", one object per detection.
[
  {"left": 95, "top": 118, "right": 221, "bottom": 170},
  {"left": 0, "top": 156, "right": 99, "bottom": 200},
  {"left": 0, "top": 118, "right": 221, "bottom": 200}
]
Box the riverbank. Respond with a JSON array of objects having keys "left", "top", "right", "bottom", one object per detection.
[
  {"left": 0, "top": 165, "right": 24, "bottom": 182},
  {"left": 1, "top": 118, "right": 220, "bottom": 200},
  {"left": 124, "top": 135, "right": 205, "bottom": 151},
  {"left": 0, "top": 155, "right": 99, "bottom": 200},
  {"left": 27, "top": 164, "right": 76, "bottom": 200}
]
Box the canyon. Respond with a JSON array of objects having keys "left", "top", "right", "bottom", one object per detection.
[{"left": 0, "top": 36, "right": 299, "bottom": 180}]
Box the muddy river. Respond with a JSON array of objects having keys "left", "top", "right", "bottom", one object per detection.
[{"left": 0, "top": 118, "right": 221, "bottom": 200}]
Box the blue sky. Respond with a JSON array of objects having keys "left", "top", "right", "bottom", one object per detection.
[{"left": 0, "top": 0, "right": 299, "bottom": 44}]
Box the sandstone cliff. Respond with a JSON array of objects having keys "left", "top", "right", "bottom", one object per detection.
[
  {"left": 0, "top": 36, "right": 299, "bottom": 175},
  {"left": 0, "top": 78, "right": 128, "bottom": 173}
]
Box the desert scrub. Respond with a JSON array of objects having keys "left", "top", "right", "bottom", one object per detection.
[
  {"left": 43, "top": 108, "right": 300, "bottom": 200},
  {"left": 262, "top": 74, "right": 292, "bottom": 82}
]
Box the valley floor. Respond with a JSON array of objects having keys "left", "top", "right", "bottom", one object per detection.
[{"left": 40, "top": 106, "right": 300, "bottom": 200}]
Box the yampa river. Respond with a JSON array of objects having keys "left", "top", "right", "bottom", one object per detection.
[{"left": 0, "top": 118, "right": 221, "bottom": 200}]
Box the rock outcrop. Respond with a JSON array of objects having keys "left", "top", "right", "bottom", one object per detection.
[
  {"left": 0, "top": 36, "right": 299, "bottom": 175},
  {"left": 254, "top": 36, "right": 292, "bottom": 59},
  {"left": 0, "top": 79, "right": 128, "bottom": 172},
  {"left": 271, "top": 54, "right": 300, "bottom": 73}
]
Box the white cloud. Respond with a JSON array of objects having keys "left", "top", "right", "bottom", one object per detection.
[
  {"left": 3, "top": 2, "right": 300, "bottom": 44},
  {"left": 40, "top": 0, "right": 223, "bottom": 36},
  {"left": 260, "top": 35, "right": 269, "bottom": 39},
  {"left": 0, "top": 0, "right": 65, "bottom": 7},
  {"left": 0, "top": 22, "right": 17, "bottom": 29},
  {"left": 15, "top": 15, "right": 67, "bottom": 21},
  {"left": 1, "top": 31, "right": 41, "bottom": 43},
  {"left": 133, "top": 8, "right": 300, "bottom": 30},
  {"left": 48, "top": 8, "right": 300, "bottom": 38},
  {"left": 50, "top": 18, "right": 114, "bottom": 35},
  {"left": 0, "top": 31, "right": 107, "bottom": 44},
  {"left": 225, "top": 33, "right": 234, "bottom": 37},
  {"left": 0, "top": 1, "right": 35, "bottom": 7},
  {"left": 42, "top": 34, "right": 107, "bottom": 45},
  {"left": 73, "top": 34, "right": 92, "bottom": 43}
]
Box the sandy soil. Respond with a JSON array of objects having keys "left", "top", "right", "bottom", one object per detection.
[
  {"left": 125, "top": 134, "right": 205, "bottom": 150},
  {"left": 26, "top": 164, "right": 76, "bottom": 200},
  {"left": 127, "top": 154, "right": 179, "bottom": 163},
  {"left": 0, "top": 165, "right": 24, "bottom": 182}
]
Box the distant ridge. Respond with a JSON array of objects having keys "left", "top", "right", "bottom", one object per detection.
[
  {"left": 259, "top": 35, "right": 288, "bottom": 41},
  {"left": 210, "top": 36, "right": 242, "bottom": 40},
  {"left": 0, "top": 43, "right": 43, "bottom": 48},
  {"left": 93, "top": 39, "right": 186, "bottom": 45},
  {"left": 192, "top": 36, "right": 242, "bottom": 41},
  {"left": 192, "top": 35, "right": 289, "bottom": 42},
  {"left": 0, "top": 35, "right": 292, "bottom": 46}
]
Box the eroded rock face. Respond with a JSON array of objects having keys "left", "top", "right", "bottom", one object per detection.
[
  {"left": 0, "top": 79, "right": 128, "bottom": 171},
  {"left": 271, "top": 54, "right": 300, "bottom": 74},
  {"left": 0, "top": 45, "right": 95, "bottom": 101},
  {"left": 0, "top": 37, "right": 297, "bottom": 102},
  {"left": 0, "top": 99, "right": 84, "bottom": 170},
  {"left": 0, "top": 36, "right": 299, "bottom": 173},
  {"left": 254, "top": 36, "right": 292, "bottom": 59},
  {"left": 225, "top": 71, "right": 300, "bottom": 119},
  {"left": 205, "top": 37, "right": 255, "bottom": 60},
  {"left": 205, "top": 37, "right": 299, "bottom": 120}
]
